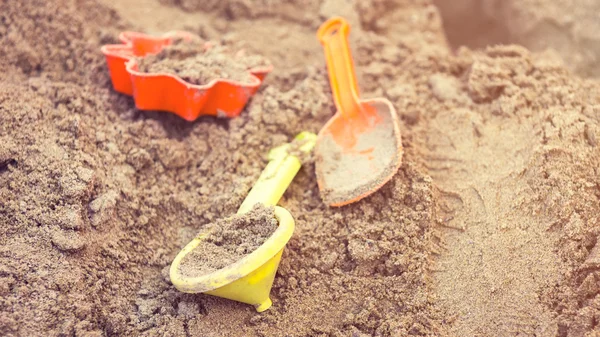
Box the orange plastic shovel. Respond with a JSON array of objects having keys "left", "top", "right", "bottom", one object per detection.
[{"left": 315, "top": 17, "right": 403, "bottom": 206}]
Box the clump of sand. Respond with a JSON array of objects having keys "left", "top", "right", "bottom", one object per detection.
[{"left": 178, "top": 203, "right": 278, "bottom": 277}]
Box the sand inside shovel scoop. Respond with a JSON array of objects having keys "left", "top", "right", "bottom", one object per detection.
[
  {"left": 316, "top": 100, "right": 402, "bottom": 205},
  {"left": 178, "top": 203, "right": 278, "bottom": 278}
]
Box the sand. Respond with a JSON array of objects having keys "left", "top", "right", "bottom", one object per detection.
[
  {"left": 137, "top": 41, "right": 269, "bottom": 85},
  {"left": 434, "top": 0, "right": 600, "bottom": 78},
  {"left": 1, "top": 0, "right": 600, "bottom": 336},
  {"left": 178, "top": 203, "right": 278, "bottom": 277}
]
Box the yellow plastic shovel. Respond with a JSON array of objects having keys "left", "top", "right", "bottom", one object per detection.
[{"left": 169, "top": 131, "right": 316, "bottom": 312}]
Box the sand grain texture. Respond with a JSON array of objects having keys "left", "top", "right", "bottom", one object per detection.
[
  {"left": 178, "top": 203, "right": 278, "bottom": 277},
  {"left": 137, "top": 41, "right": 270, "bottom": 85},
  {"left": 1, "top": 0, "right": 600, "bottom": 336}
]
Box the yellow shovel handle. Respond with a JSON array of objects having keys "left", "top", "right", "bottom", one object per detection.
[{"left": 237, "top": 131, "right": 316, "bottom": 214}]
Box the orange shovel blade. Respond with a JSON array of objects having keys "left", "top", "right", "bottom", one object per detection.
[{"left": 315, "top": 17, "right": 403, "bottom": 206}]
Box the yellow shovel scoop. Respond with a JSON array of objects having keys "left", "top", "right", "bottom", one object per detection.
[{"left": 169, "top": 131, "right": 316, "bottom": 312}]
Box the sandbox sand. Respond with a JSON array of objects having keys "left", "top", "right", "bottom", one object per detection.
[
  {"left": 137, "top": 41, "right": 269, "bottom": 85},
  {"left": 1, "top": 0, "right": 599, "bottom": 336},
  {"left": 178, "top": 203, "right": 278, "bottom": 277}
]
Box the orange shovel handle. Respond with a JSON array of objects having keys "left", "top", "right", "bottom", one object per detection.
[{"left": 317, "top": 17, "right": 362, "bottom": 119}]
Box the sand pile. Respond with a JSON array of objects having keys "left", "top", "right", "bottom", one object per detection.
[
  {"left": 1, "top": 0, "right": 599, "bottom": 336},
  {"left": 178, "top": 204, "right": 278, "bottom": 277},
  {"left": 136, "top": 41, "right": 270, "bottom": 85}
]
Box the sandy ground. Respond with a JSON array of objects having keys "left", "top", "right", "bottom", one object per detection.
[
  {"left": 434, "top": 0, "right": 600, "bottom": 78},
  {"left": 1, "top": 0, "right": 600, "bottom": 336}
]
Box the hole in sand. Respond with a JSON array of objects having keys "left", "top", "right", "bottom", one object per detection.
[{"left": 432, "top": 0, "right": 510, "bottom": 50}]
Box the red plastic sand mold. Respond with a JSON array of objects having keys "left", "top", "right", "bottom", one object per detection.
[{"left": 101, "top": 31, "right": 272, "bottom": 121}]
